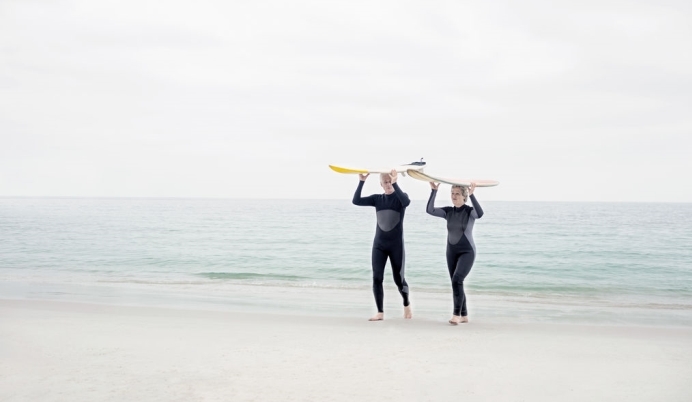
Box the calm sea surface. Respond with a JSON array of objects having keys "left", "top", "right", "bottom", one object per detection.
[{"left": 1, "top": 197, "right": 691, "bottom": 326}]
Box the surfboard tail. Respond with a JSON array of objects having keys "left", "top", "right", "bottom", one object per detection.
[{"left": 328, "top": 165, "right": 368, "bottom": 174}]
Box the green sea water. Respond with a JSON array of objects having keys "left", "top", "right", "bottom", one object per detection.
[{"left": 1, "top": 197, "right": 691, "bottom": 326}]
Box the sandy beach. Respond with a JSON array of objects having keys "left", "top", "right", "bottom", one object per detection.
[{"left": 1, "top": 299, "right": 690, "bottom": 402}]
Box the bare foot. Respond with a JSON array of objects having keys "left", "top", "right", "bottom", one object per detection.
[
  {"left": 404, "top": 305, "right": 412, "bottom": 319},
  {"left": 460, "top": 316, "right": 469, "bottom": 323},
  {"left": 449, "top": 315, "right": 461, "bottom": 325},
  {"left": 369, "top": 313, "right": 384, "bottom": 321}
]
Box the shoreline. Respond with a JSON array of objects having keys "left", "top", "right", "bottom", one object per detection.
[
  {"left": 2, "top": 277, "right": 691, "bottom": 328},
  {"left": 2, "top": 299, "right": 692, "bottom": 401}
]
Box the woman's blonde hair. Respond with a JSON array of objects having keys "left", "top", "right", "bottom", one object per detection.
[{"left": 451, "top": 185, "right": 468, "bottom": 203}]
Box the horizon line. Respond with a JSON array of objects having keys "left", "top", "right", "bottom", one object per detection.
[{"left": 0, "top": 196, "right": 690, "bottom": 204}]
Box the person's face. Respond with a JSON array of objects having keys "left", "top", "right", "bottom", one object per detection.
[
  {"left": 380, "top": 176, "right": 394, "bottom": 194},
  {"left": 451, "top": 187, "right": 465, "bottom": 207}
]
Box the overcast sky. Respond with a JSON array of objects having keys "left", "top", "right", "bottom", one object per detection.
[{"left": 1, "top": 0, "right": 690, "bottom": 202}]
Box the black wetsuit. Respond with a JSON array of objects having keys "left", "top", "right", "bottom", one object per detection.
[
  {"left": 353, "top": 180, "right": 411, "bottom": 313},
  {"left": 426, "top": 190, "right": 484, "bottom": 316}
]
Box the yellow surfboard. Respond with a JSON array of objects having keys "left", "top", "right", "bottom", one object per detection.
[{"left": 329, "top": 160, "right": 426, "bottom": 175}]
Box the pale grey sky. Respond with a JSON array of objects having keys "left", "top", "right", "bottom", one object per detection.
[{"left": 1, "top": 0, "right": 690, "bottom": 202}]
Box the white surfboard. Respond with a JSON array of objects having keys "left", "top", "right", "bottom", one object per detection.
[
  {"left": 329, "top": 160, "right": 426, "bottom": 175},
  {"left": 407, "top": 170, "right": 499, "bottom": 187}
]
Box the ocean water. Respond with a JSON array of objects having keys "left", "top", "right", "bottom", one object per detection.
[{"left": 1, "top": 197, "right": 691, "bottom": 326}]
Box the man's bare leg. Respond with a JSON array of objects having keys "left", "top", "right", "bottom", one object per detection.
[
  {"left": 404, "top": 305, "right": 412, "bottom": 319},
  {"left": 369, "top": 313, "right": 384, "bottom": 321}
]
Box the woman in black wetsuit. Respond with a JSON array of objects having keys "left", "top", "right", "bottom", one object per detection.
[
  {"left": 426, "top": 182, "right": 483, "bottom": 325},
  {"left": 353, "top": 169, "right": 412, "bottom": 321}
]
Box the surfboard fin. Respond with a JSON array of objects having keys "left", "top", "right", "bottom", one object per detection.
[
  {"left": 406, "top": 157, "right": 426, "bottom": 167},
  {"left": 403, "top": 158, "right": 425, "bottom": 176}
]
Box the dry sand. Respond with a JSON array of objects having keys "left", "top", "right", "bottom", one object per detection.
[{"left": 1, "top": 299, "right": 691, "bottom": 401}]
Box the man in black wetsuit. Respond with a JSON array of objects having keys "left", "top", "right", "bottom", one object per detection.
[{"left": 352, "top": 169, "right": 412, "bottom": 321}]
